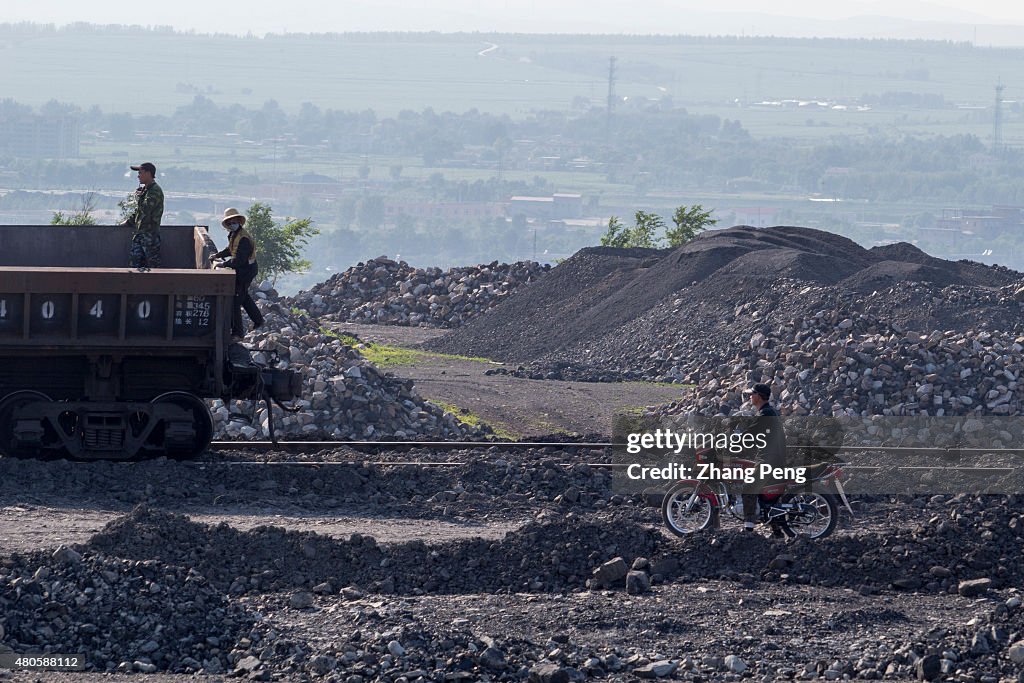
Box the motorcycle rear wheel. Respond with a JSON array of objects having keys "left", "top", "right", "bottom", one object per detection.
[
  {"left": 776, "top": 492, "right": 838, "bottom": 539},
  {"left": 661, "top": 481, "right": 717, "bottom": 537}
]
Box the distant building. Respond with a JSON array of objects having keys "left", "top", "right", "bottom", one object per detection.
[
  {"left": 508, "top": 193, "right": 583, "bottom": 221},
  {"left": 932, "top": 206, "right": 1023, "bottom": 238},
  {"left": 385, "top": 200, "right": 505, "bottom": 223},
  {"left": 0, "top": 114, "right": 79, "bottom": 159}
]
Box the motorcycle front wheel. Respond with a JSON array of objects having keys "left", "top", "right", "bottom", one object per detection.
[
  {"left": 661, "top": 481, "right": 718, "bottom": 537},
  {"left": 776, "top": 492, "right": 839, "bottom": 539}
]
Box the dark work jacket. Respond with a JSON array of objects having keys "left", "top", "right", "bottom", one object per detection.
[
  {"left": 743, "top": 403, "right": 787, "bottom": 467},
  {"left": 214, "top": 227, "right": 258, "bottom": 277}
]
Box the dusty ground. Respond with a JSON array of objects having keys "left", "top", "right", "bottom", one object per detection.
[
  {"left": 333, "top": 322, "right": 683, "bottom": 438},
  {"left": 0, "top": 504, "right": 519, "bottom": 556},
  {"left": 1, "top": 452, "right": 1022, "bottom": 681},
  {"left": 1, "top": 329, "right": 1022, "bottom": 682}
]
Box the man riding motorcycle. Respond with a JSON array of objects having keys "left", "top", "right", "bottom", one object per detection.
[{"left": 738, "top": 383, "right": 788, "bottom": 535}]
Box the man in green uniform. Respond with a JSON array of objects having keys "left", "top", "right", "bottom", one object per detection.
[{"left": 123, "top": 162, "right": 164, "bottom": 269}]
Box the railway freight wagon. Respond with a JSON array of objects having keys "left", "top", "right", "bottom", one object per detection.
[{"left": 0, "top": 224, "right": 301, "bottom": 460}]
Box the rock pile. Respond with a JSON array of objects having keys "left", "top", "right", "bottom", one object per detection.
[
  {"left": 653, "top": 296, "right": 1024, "bottom": 417},
  {"left": 210, "top": 303, "right": 485, "bottom": 440},
  {"left": 288, "top": 257, "right": 549, "bottom": 328}
]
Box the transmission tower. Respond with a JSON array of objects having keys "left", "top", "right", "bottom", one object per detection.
[
  {"left": 606, "top": 56, "right": 617, "bottom": 137},
  {"left": 993, "top": 83, "right": 1004, "bottom": 154}
]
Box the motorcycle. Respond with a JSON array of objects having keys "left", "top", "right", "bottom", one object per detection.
[{"left": 661, "top": 447, "right": 853, "bottom": 539}]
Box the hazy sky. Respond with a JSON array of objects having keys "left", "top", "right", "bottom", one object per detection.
[{"left": 9, "top": 0, "right": 1024, "bottom": 35}]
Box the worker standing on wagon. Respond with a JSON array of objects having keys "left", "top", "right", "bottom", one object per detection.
[
  {"left": 212, "top": 207, "right": 265, "bottom": 342},
  {"left": 122, "top": 162, "right": 164, "bottom": 269}
]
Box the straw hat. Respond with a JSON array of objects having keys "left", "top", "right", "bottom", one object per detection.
[{"left": 221, "top": 207, "right": 246, "bottom": 229}]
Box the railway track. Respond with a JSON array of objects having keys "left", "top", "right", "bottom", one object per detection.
[
  {"left": 200, "top": 441, "right": 1024, "bottom": 475},
  {"left": 203, "top": 439, "right": 614, "bottom": 467}
]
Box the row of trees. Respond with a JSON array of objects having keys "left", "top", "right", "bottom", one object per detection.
[
  {"left": 7, "top": 91, "right": 1024, "bottom": 205},
  {"left": 600, "top": 204, "right": 717, "bottom": 249}
]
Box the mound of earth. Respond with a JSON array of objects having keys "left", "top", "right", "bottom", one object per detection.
[
  {"left": 426, "top": 246, "right": 664, "bottom": 362},
  {"left": 428, "top": 226, "right": 1023, "bottom": 389}
]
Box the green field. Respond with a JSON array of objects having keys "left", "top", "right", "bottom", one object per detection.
[{"left": 4, "top": 26, "right": 1023, "bottom": 142}]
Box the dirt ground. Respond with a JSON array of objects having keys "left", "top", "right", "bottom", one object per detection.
[
  {"left": 0, "top": 504, "right": 519, "bottom": 556},
  {"left": 2, "top": 324, "right": 1022, "bottom": 681},
  {"left": 333, "top": 322, "right": 683, "bottom": 438}
]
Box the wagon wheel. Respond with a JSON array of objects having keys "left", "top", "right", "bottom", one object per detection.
[
  {"left": 0, "top": 391, "right": 53, "bottom": 459},
  {"left": 150, "top": 391, "right": 214, "bottom": 459}
]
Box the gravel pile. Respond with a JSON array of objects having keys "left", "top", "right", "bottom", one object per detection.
[
  {"left": 211, "top": 303, "right": 485, "bottom": 441},
  {"left": 0, "top": 547, "right": 256, "bottom": 674},
  {"left": 650, "top": 297, "right": 1024, "bottom": 417},
  {"left": 288, "top": 257, "right": 549, "bottom": 328}
]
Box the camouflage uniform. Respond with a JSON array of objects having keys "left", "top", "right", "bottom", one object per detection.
[{"left": 127, "top": 181, "right": 164, "bottom": 268}]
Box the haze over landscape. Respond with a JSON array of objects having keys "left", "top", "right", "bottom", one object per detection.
[
  {"left": 11, "top": 0, "right": 1024, "bottom": 42},
  {"left": 4, "top": 0, "right": 1024, "bottom": 294}
]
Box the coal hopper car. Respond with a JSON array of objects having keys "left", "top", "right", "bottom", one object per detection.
[{"left": 0, "top": 224, "right": 301, "bottom": 460}]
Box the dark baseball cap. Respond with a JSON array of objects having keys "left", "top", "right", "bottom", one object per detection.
[
  {"left": 130, "top": 162, "right": 156, "bottom": 175},
  {"left": 744, "top": 383, "right": 772, "bottom": 399}
]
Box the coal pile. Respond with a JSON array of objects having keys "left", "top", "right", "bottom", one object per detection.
[
  {"left": 85, "top": 495, "right": 1024, "bottom": 599},
  {"left": 430, "top": 226, "right": 1024, "bottom": 411},
  {"left": 0, "top": 547, "right": 256, "bottom": 674},
  {"left": 211, "top": 304, "right": 485, "bottom": 440},
  {"left": 288, "top": 257, "right": 549, "bottom": 328},
  {"left": 0, "top": 451, "right": 618, "bottom": 518},
  {"left": 669, "top": 494, "right": 1024, "bottom": 594},
  {"left": 485, "top": 363, "right": 643, "bottom": 382},
  {"left": 7, "top": 492, "right": 1024, "bottom": 678},
  {"left": 87, "top": 506, "right": 661, "bottom": 596},
  {"left": 426, "top": 246, "right": 664, "bottom": 361}
]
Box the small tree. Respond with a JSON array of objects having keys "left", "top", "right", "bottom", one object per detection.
[
  {"left": 117, "top": 191, "right": 138, "bottom": 224},
  {"left": 599, "top": 215, "right": 629, "bottom": 247},
  {"left": 630, "top": 210, "right": 665, "bottom": 249},
  {"left": 599, "top": 211, "right": 665, "bottom": 248},
  {"left": 244, "top": 202, "right": 319, "bottom": 284},
  {"left": 666, "top": 204, "right": 717, "bottom": 247},
  {"left": 51, "top": 192, "right": 98, "bottom": 226}
]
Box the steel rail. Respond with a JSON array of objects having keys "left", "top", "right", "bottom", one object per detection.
[
  {"left": 209, "top": 441, "right": 610, "bottom": 449},
  {"left": 210, "top": 440, "right": 1024, "bottom": 454}
]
